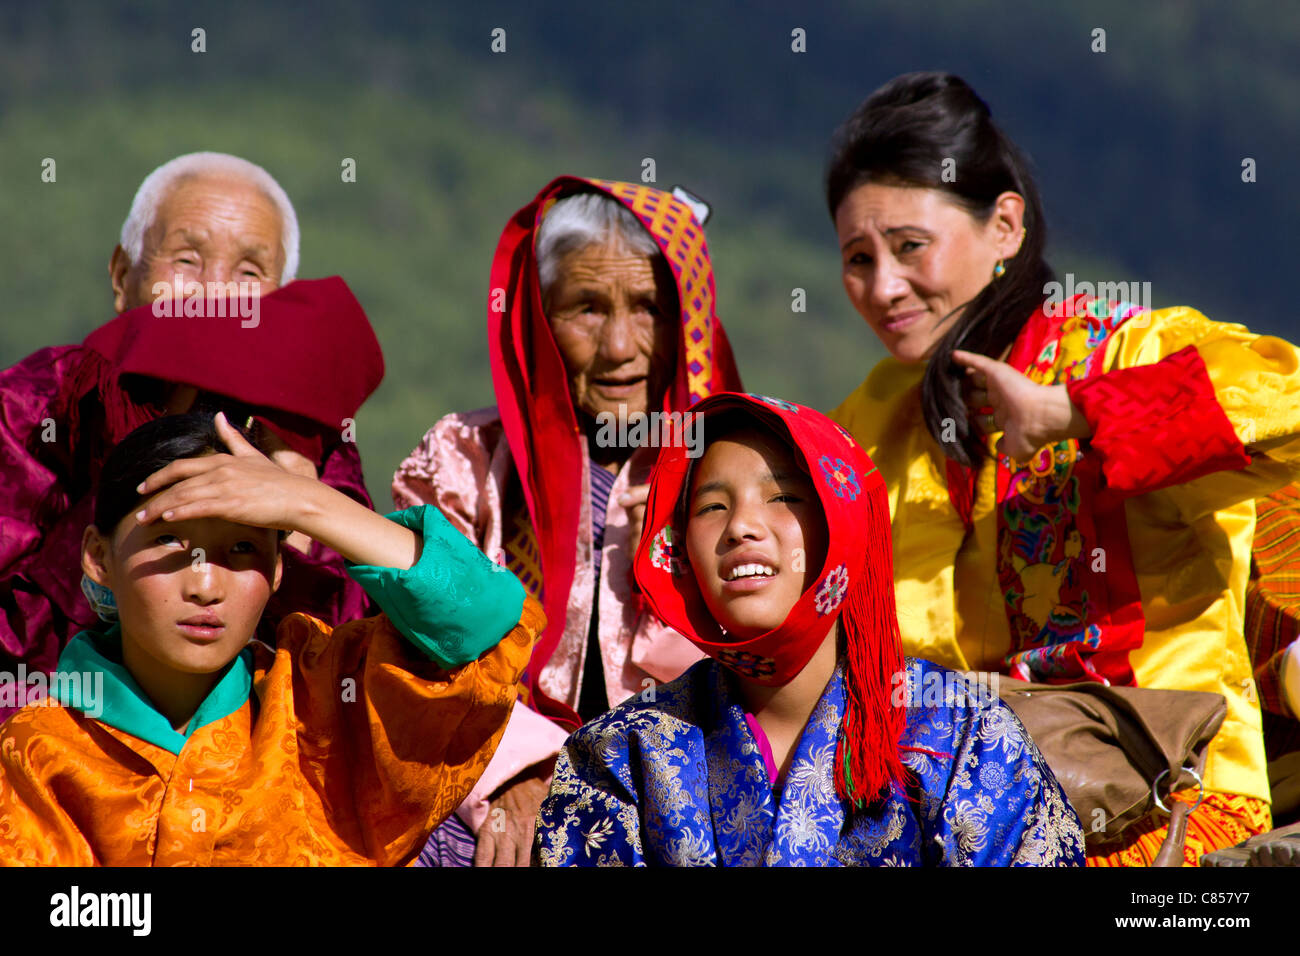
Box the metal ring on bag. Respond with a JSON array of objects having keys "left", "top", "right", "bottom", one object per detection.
[{"left": 1152, "top": 766, "right": 1204, "bottom": 814}]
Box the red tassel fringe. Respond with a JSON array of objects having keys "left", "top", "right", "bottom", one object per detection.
[{"left": 835, "top": 482, "right": 909, "bottom": 807}]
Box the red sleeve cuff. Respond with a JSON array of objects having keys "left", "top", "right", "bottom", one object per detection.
[{"left": 1066, "top": 345, "right": 1250, "bottom": 499}]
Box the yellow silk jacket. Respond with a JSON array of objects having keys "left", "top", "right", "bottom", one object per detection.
[{"left": 832, "top": 298, "right": 1300, "bottom": 802}]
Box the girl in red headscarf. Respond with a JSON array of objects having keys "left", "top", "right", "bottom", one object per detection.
[{"left": 534, "top": 393, "right": 1085, "bottom": 866}]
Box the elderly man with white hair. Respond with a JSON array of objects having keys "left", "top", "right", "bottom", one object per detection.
[
  {"left": 0, "top": 152, "right": 384, "bottom": 722},
  {"left": 110, "top": 151, "right": 300, "bottom": 313}
]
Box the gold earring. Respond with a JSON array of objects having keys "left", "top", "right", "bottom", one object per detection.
[{"left": 994, "top": 228, "right": 1024, "bottom": 279}]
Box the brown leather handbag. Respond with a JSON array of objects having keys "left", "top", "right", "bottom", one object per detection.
[{"left": 996, "top": 678, "right": 1227, "bottom": 865}]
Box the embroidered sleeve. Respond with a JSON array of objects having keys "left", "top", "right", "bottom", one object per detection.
[
  {"left": 346, "top": 505, "right": 525, "bottom": 668},
  {"left": 958, "top": 700, "right": 1084, "bottom": 866},
  {"left": 0, "top": 714, "right": 98, "bottom": 865},
  {"left": 1067, "top": 307, "right": 1300, "bottom": 503},
  {"left": 533, "top": 716, "right": 646, "bottom": 867},
  {"left": 1067, "top": 345, "right": 1249, "bottom": 499},
  {"left": 0, "top": 347, "right": 90, "bottom": 678},
  {"left": 0, "top": 348, "right": 81, "bottom": 569},
  {"left": 276, "top": 594, "right": 540, "bottom": 866}
]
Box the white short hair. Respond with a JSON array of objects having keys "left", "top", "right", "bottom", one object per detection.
[
  {"left": 535, "top": 192, "right": 660, "bottom": 305},
  {"left": 118, "top": 152, "right": 300, "bottom": 283}
]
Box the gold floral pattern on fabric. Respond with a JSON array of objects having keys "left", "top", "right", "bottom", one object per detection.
[{"left": 535, "top": 658, "right": 1085, "bottom": 866}]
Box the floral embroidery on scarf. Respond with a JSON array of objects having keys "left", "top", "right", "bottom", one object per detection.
[
  {"left": 818, "top": 456, "right": 860, "bottom": 501},
  {"left": 815, "top": 564, "right": 850, "bottom": 616},
  {"left": 716, "top": 649, "right": 778, "bottom": 679},
  {"left": 651, "top": 525, "right": 685, "bottom": 575}
]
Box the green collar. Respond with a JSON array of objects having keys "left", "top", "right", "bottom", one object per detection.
[{"left": 54, "top": 625, "right": 253, "bottom": 756}]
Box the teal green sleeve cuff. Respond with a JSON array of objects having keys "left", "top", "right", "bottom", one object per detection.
[{"left": 345, "top": 505, "right": 526, "bottom": 668}]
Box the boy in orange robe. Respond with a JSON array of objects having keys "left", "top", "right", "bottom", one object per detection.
[{"left": 0, "top": 412, "right": 538, "bottom": 865}]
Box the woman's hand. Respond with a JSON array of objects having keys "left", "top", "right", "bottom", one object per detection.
[
  {"left": 474, "top": 760, "right": 554, "bottom": 867},
  {"left": 951, "top": 350, "right": 1091, "bottom": 463},
  {"left": 135, "top": 412, "right": 319, "bottom": 531}
]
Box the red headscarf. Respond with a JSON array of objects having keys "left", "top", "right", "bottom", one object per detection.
[
  {"left": 61, "top": 277, "right": 384, "bottom": 472},
  {"left": 488, "top": 177, "right": 742, "bottom": 728},
  {"left": 633, "top": 392, "right": 907, "bottom": 807}
]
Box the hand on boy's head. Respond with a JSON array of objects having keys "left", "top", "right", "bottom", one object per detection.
[{"left": 135, "top": 412, "right": 319, "bottom": 534}]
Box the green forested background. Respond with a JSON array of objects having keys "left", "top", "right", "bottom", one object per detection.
[{"left": 2, "top": 0, "right": 1296, "bottom": 508}]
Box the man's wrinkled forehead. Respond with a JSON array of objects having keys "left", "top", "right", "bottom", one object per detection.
[{"left": 148, "top": 173, "right": 283, "bottom": 252}]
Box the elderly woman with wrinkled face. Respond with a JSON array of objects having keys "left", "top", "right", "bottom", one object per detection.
[{"left": 394, "top": 178, "right": 742, "bottom": 866}]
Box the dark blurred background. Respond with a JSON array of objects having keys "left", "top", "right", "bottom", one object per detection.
[{"left": 2, "top": 0, "right": 1295, "bottom": 507}]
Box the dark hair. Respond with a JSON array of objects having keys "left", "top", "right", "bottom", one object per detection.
[
  {"left": 825, "top": 72, "right": 1056, "bottom": 466},
  {"left": 93, "top": 412, "right": 270, "bottom": 535}
]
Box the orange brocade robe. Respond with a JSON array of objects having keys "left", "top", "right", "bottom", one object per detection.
[{"left": 0, "top": 599, "right": 541, "bottom": 866}]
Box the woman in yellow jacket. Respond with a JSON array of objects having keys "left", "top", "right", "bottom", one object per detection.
[{"left": 826, "top": 72, "right": 1300, "bottom": 865}]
